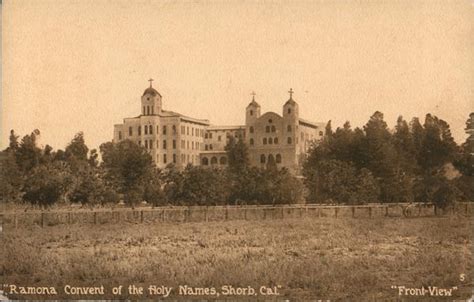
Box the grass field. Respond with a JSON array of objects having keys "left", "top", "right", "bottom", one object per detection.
[{"left": 1, "top": 216, "right": 472, "bottom": 300}]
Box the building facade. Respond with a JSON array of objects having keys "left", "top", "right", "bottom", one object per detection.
[{"left": 113, "top": 82, "right": 326, "bottom": 174}]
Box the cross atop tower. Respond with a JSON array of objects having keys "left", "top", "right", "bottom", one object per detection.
[
  {"left": 148, "top": 78, "right": 154, "bottom": 88},
  {"left": 288, "top": 88, "right": 294, "bottom": 99},
  {"left": 251, "top": 91, "right": 256, "bottom": 101}
]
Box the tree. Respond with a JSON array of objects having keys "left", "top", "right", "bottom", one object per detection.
[
  {"left": 22, "top": 165, "right": 65, "bottom": 207},
  {"left": 225, "top": 137, "right": 250, "bottom": 174},
  {"left": 65, "top": 132, "right": 89, "bottom": 161},
  {"left": 180, "top": 165, "right": 229, "bottom": 205},
  {"left": 0, "top": 152, "right": 23, "bottom": 202},
  {"left": 100, "top": 140, "right": 153, "bottom": 205},
  {"left": 6, "top": 130, "right": 19, "bottom": 152},
  {"left": 15, "top": 130, "right": 42, "bottom": 173}
]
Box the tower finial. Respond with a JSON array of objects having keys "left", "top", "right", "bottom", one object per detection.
[
  {"left": 288, "top": 88, "right": 294, "bottom": 100},
  {"left": 148, "top": 78, "right": 154, "bottom": 88},
  {"left": 251, "top": 91, "right": 256, "bottom": 101}
]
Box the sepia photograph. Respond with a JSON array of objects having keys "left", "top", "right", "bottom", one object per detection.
[{"left": 0, "top": 0, "right": 473, "bottom": 300}]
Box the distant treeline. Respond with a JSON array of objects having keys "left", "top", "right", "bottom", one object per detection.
[{"left": 1, "top": 111, "right": 472, "bottom": 208}]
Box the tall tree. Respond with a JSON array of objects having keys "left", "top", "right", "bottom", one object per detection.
[
  {"left": 65, "top": 132, "right": 89, "bottom": 161},
  {"left": 15, "top": 129, "right": 42, "bottom": 173},
  {"left": 100, "top": 140, "right": 152, "bottom": 204}
]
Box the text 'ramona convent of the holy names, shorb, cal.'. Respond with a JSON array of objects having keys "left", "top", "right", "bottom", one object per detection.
[{"left": 114, "top": 80, "right": 326, "bottom": 174}]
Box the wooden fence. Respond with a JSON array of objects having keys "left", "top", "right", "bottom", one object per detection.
[{"left": 0, "top": 202, "right": 472, "bottom": 229}]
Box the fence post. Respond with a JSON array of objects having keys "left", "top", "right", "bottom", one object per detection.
[
  {"left": 263, "top": 208, "right": 266, "bottom": 220},
  {"left": 140, "top": 210, "right": 144, "bottom": 223},
  {"left": 224, "top": 206, "right": 228, "bottom": 221},
  {"left": 244, "top": 207, "right": 247, "bottom": 220},
  {"left": 335, "top": 207, "right": 338, "bottom": 218},
  {"left": 41, "top": 212, "right": 45, "bottom": 228},
  {"left": 93, "top": 212, "right": 97, "bottom": 224},
  {"left": 369, "top": 207, "right": 372, "bottom": 218},
  {"left": 352, "top": 207, "right": 355, "bottom": 218},
  {"left": 14, "top": 214, "right": 18, "bottom": 229},
  {"left": 434, "top": 204, "right": 437, "bottom": 216},
  {"left": 205, "top": 206, "right": 208, "bottom": 222},
  {"left": 281, "top": 207, "right": 284, "bottom": 219},
  {"left": 385, "top": 207, "right": 388, "bottom": 217},
  {"left": 466, "top": 203, "right": 468, "bottom": 216}
]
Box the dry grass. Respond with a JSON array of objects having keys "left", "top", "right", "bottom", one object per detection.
[{"left": 0, "top": 216, "right": 472, "bottom": 300}]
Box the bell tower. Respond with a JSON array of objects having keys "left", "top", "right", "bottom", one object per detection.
[{"left": 141, "top": 78, "right": 162, "bottom": 115}]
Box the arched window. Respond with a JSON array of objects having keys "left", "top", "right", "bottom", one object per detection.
[
  {"left": 211, "top": 157, "right": 218, "bottom": 165},
  {"left": 144, "top": 125, "right": 148, "bottom": 135},
  {"left": 288, "top": 108, "right": 292, "bottom": 114},
  {"left": 147, "top": 106, "right": 150, "bottom": 115},
  {"left": 271, "top": 125, "right": 276, "bottom": 132},
  {"left": 149, "top": 125, "right": 153, "bottom": 134},
  {"left": 138, "top": 126, "right": 141, "bottom": 136},
  {"left": 269, "top": 138, "right": 273, "bottom": 144},
  {"left": 260, "top": 154, "right": 266, "bottom": 163},
  {"left": 220, "top": 157, "right": 227, "bottom": 165},
  {"left": 250, "top": 138, "right": 254, "bottom": 145},
  {"left": 287, "top": 137, "right": 292, "bottom": 144},
  {"left": 276, "top": 154, "right": 282, "bottom": 163},
  {"left": 250, "top": 110, "right": 253, "bottom": 116},
  {"left": 250, "top": 126, "right": 254, "bottom": 133},
  {"left": 202, "top": 157, "right": 209, "bottom": 166},
  {"left": 274, "top": 138, "right": 279, "bottom": 144},
  {"left": 143, "top": 106, "right": 146, "bottom": 115},
  {"left": 287, "top": 125, "right": 292, "bottom": 132},
  {"left": 263, "top": 138, "right": 267, "bottom": 145},
  {"left": 265, "top": 126, "right": 270, "bottom": 133}
]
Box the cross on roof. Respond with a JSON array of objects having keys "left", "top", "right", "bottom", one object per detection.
[
  {"left": 148, "top": 78, "right": 154, "bottom": 88},
  {"left": 288, "top": 88, "right": 294, "bottom": 99},
  {"left": 251, "top": 91, "right": 256, "bottom": 101}
]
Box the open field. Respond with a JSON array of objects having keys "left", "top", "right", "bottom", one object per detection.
[{"left": 0, "top": 216, "right": 472, "bottom": 300}]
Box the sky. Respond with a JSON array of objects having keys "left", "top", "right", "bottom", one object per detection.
[{"left": 1, "top": 0, "right": 473, "bottom": 151}]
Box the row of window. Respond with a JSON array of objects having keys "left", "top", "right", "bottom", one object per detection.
[
  {"left": 125, "top": 125, "right": 206, "bottom": 138},
  {"left": 248, "top": 137, "right": 293, "bottom": 146},
  {"left": 260, "top": 154, "right": 282, "bottom": 164},
  {"left": 154, "top": 153, "right": 200, "bottom": 165},
  {"left": 248, "top": 125, "right": 295, "bottom": 134},
  {"left": 201, "top": 156, "right": 227, "bottom": 166},
  {"left": 139, "top": 139, "right": 202, "bottom": 151},
  {"left": 143, "top": 105, "right": 155, "bottom": 116}
]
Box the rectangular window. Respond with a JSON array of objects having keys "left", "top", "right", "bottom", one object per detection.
[
  {"left": 149, "top": 140, "right": 153, "bottom": 149},
  {"left": 144, "top": 125, "right": 148, "bottom": 135},
  {"left": 172, "top": 125, "right": 176, "bottom": 134},
  {"left": 157, "top": 125, "right": 159, "bottom": 133},
  {"left": 129, "top": 127, "right": 133, "bottom": 136},
  {"left": 173, "top": 140, "right": 176, "bottom": 149},
  {"left": 218, "top": 135, "right": 221, "bottom": 141},
  {"left": 138, "top": 126, "right": 142, "bottom": 136},
  {"left": 163, "top": 154, "right": 167, "bottom": 164},
  {"left": 118, "top": 131, "right": 122, "bottom": 140},
  {"left": 192, "top": 141, "right": 194, "bottom": 150},
  {"left": 156, "top": 140, "right": 159, "bottom": 148},
  {"left": 163, "top": 140, "right": 167, "bottom": 149},
  {"left": 150, "top": 125, "right": 153, "bottom": 134},
  {"left": 163, "top": 126, "right": 167, "bottom": 135},
  {"left": 192, "top": 128, "right": 194, "bottom": 136},
  {"left": 145, "top": 140, "right": 148, "bottom": 149},
  {"left": 173, "top": 154, "right": 176, "bottom": 164},
  {"left": 181, "top": 126, "right": 185, "bottom": 135}
]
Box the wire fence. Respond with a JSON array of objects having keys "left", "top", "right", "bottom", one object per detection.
[{"left": 0, "top": 202, "right": 472, "bottom": 229}]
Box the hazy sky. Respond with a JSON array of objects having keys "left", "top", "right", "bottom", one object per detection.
[{"left": 2, "top": 0, "right": 473, "bottom": 151}]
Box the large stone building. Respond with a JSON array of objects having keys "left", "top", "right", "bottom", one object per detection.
[{"left": 113, "top": 81, "right": 326, "bottom": 174}]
